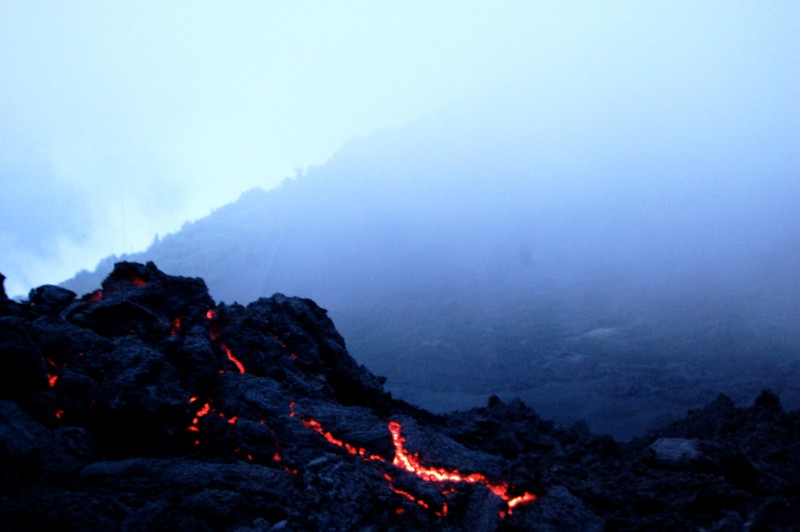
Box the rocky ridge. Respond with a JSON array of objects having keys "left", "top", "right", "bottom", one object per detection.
[{"left": 1, "top": 262, "right": 798, "bottom": 530}]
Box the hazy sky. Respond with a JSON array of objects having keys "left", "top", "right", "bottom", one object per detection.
[{"left": 1, "top": 1, "right": 797, "bottom": 296}]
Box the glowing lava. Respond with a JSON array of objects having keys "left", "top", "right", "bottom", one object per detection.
[
  {"left": 85, "top": 290, "right": 103, "bottom": 302},
  {"left": 45, "top": 358, "right": 59, "bottom": 387},
  {"left": 290, "top": 403, "right": 535, "bottom": 516},
  {"left": 388, "top": 421, "right": 536, "bottom": 514},
  {"left": 222, "top": 344, "right": 246, "bottom": 374},
  {"left": 186, "top": 397, "right": 240, "bottom": 446}
]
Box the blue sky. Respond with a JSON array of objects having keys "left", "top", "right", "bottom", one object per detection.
[{"left": 1, "top": 1, "right": 798, "bottom": 296}]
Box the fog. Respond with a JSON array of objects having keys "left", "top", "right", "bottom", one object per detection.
[
  {"left": 6, "top": 3, "right": 800, "bottom": 437},
  {"left": 1, "top": 1, "right": 544, "bottom": 295},
  {"left": 63, "top": 19, "right": 800, "bottom": 435}
]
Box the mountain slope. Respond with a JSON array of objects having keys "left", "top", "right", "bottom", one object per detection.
[
  {"left": 62, "top": 81, "right": 800, "bottom": 438},
  {"left": 4, "top": 262, "right": 800, "bottom": 530}
]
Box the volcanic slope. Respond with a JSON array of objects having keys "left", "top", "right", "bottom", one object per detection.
[
  {"left": 4, "top": 262, "right": 800, "bottom": 530},
  {"left": 62, "top": 151, "right": 800, "bottom": 440},
  {"left": 61, "top": 71, "right": 800, "bottom": 439}
]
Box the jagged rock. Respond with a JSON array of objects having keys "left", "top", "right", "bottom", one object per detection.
[
  {"left": 0, "top": 261, "right": 798, "bottom": 531},
  {"left": 28, "top": 285, "right": 76, "bottom": 314},
  {"left": 522, "top": 485, "right": 602, "bottom": 531},
  {"left": 646, "top": 438, "right": 702, "bottom": 467}
]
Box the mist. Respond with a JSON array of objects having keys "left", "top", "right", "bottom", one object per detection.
[{"left": 5, "top": 2, "right": 800, "bottom": 437}]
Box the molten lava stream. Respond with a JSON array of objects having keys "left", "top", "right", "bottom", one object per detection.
[
  {"left": 388, "top": 421, "right": 535, "bottom": 514},
  {"left": 45, "top": 358, "right": 59, "bottom": 387},
  {"left": 221, "top": 344, "right": 246, "bottom": 374},
  {"left": 289, "top": 403, "right": 536, "bottom": 516}
]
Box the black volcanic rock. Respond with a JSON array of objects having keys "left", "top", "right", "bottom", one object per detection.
[{"left": 2, "top": 262, "right": 800, "bottom": 530}]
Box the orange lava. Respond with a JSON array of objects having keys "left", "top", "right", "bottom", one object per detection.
[
  {"left": 290, "top": 403, "right": 536, "bottom": 516},
  {"left": 299, "top": 417, "right": 375, "bottom": 459},
  {"left": 206, "top": 309, "right": 221, "bottom": 340},
  {"left": 388, "top": 421, "right": 536, "bottom": 514},
  {"left": 45, "top": 358, "right": 59, "bottom": 387},
  {"left": 191, "top": 401, "right": 212, "bottom": 427},
  {"left": 86, "top": 290, "right": 103, "bottom": 302},
  {"left": 222, "top": 344, "right": 246, "bottom": 374},
  {"left": 129, "top": 276, "right": 148, "bottom": 287}
]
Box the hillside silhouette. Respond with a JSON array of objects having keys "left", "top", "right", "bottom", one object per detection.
[{"left": 64, "top": 84, "right": 800, "bottom": 439}]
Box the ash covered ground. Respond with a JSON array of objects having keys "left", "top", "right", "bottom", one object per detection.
[{"left": 2, "top": 262, "right": 799, "bottom": 530}]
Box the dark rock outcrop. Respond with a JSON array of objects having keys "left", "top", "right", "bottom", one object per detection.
[{"left": 1, "top": 262, "right": 799, "bottom": 530}]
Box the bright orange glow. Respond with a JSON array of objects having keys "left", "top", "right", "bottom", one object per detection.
[
  {"left": 293, "top": 406, "right": 377, "bottom": 460},
  {"left": 45, "top": 358, "right": 59, "bottom": 387},
  {"left": 87, "top": 290, "right": 103, "bottom": 302},
  {"left": 171, "top": 318, "right": 181, "bottom": 336},
  {"left": 55, "top": 409, "right": 64, "bottom": 420},
  {"left": 186, "top": 399, "right": 243, "bottom": 443},
  {"left": 507, "top": 492, "right": 538, "bottom": 510},
  {"left": 383, "top": 472, "right": 443, "bottom": 514},
  {"left": 388, "top": 421, "right": 535, "bottom": 514},
  {"left": 289, "top": 403, "right": 535, "bottom": 516},
  {"left": 191, "top": 401, "right": 212, "bottom": 427},
  {"left": 206, "top": 309, "right": 221, "bottom": 340},
  {"left": 222, "top": 344, "right": 246, "bottom": 374}
]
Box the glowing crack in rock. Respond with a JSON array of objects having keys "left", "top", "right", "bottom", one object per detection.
[
  {"left": 290, "top": 403, "right": 536, "bottom": 516},
  {"left": 45, "top": 358, "right": 59, "bottom": 387},
  {"left": 84, "top": 290, "right": 103, "bottom": 302},
  {"left": 388, "top": 421, "right": 536, "bottom": 514},
  {"left": 186, "top": 397, "right": 239, "bottom": 446},
  {"left": 221, "top": 344, "right": 246, "bottom": 374}
]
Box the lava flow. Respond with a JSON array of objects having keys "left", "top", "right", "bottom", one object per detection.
[
  {"left": 186, "top": 396, "right": 239, "bottom": 446},
  {"left": 128, "top": 276, "right": 148, "bottom": 287},
  {"left": 45, "top": 358, "right": 59, "bottom": 387},
  {"left": 388, "top": 421, "right": 536, "bottom": 514},
  {"left": 222, "top": 344, "right": 246, "bottom": 374},
  {"left": 290, "top": 403, "right": 536, "bottom": 516},
  {"left": 170, "top": 317, "right": 181, "bottom": 336}
]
